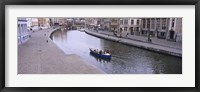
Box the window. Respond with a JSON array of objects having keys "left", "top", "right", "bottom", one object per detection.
[
  {"left": 147, "top": 19, "right": 150, "bottom": 29},
  {"left": 124, "top": 27, "right": 127, "bottom": 31},
  {"left": 143, "top": 19, "right": 146, "bottom": 28},
  {"left": 21, "top": 24, "right": 23, "bottom": 34},
  {"left": 136, "top": 27, "right": 139, "bottom": 31},
  {"left": 130, "top": 27, "right": 133, "bottom": 31},
  {"left": 156, "top": 19, "right": 160, "bottom": 29},
  {"left": 120, "top": 20, "right": 123, "bottom": 25},
  {"left": 124, "top": 20, "right": 128, "bottom": 25},
  {"left": 131, "top": 20, "right": 134, "bottom": 25},
  {"left": 151, "top": 19, "right": 155, "bottom": 29},
  {"left": 163, "top": 18, "right": 166, "bottom": 22},
  {"left": 137, "top": 20, "right": 139, "bottom": 25},
  {"left": 162, "top": 18, "right": 167, "bottom": 30},
  {"left": 24, "top": 24, "right": 27, "bottom": 32},
  {"left": 162, "top": 23, "right": 166, "bottom": 30},
  {"left": 161, "top": 32, "right": 165, "bottom": 36},
  {"left": 172, "top": 18, "right": 175, "bottom": 27},
  {"left": 18, "top": 24, "right": 20, "bottom": 34}
]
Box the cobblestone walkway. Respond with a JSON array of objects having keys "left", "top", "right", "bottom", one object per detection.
[{"left": 18, "top": 28, "right": 104, "bottom": 74}]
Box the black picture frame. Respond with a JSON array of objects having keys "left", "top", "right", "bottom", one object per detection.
[{"left": 0, "top": 0, "right": 199, "bottom": 92}]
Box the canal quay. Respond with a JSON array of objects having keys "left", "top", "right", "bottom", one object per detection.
[
  {"left": 85, "top": 30, "right": 181, "bottom": 57},
  {"left": 18, "top": 28, "right": 105, "bottom": 74}
]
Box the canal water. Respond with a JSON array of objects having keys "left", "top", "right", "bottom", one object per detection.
[{"left": 51, "top": 29, "right": 182, "bottom": 74}]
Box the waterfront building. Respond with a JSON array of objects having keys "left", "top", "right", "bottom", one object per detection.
[
  {"left": 96, "top": 18, "right": 111, "bottom": 31},
  {"left": 140, "top": 18, "right": 182, "bottom": 42},
  {"left": 49, "top": 18, "right": 53, "bottom": 27},
  {"left": 119, "top": 18, "right": 129, "bottom": 37},
  {"left": 85, "top": 18, "right": 98, "bottom": 30},
  {"left": 31, "top": 18, "right": 39, "bottom": 28},
  {"left": 58, "top": 18, "right": 67, "bottom": 26},
  {"left": 103, "top": 18, "right": 111, "bottom": 31},
  {"left": 119, "top": 18, "right": 129, "bottom": 32},
  {"left": 18, "top": 18, "right": 29, "bottom": 45},
  {"left": 38, "top": 18, "right": 50, "bottom": 29},
  {"left": 51, "top": 18, "right": 60, "bottom": 26},
  {"left": 119, "top": 18, "right": 142, "bottom": 36},
  {"left": 141, "top": 18, "right": 169, "bottom": 38},
  {"left": 72, "top": 18, "right": 85, "bottom": 29},
  {"left": 129, "top": 18, "right": 142, "bottom": 35},
  {"left": 97, "top": 18, "right": 104, "bottom": 30},
  {"left": 167, "top": 18, "right": 182, "bottom": 42},
  {"left": 66, "top": 18, "right": 74, "bottom": 30},
  {"left": 110, "top": 18, "right": 120, "bottom": 32},
  {"left": 26, "top": 18, "right": 32, "bottom": 29},
  {"left": 26, "top": 18, "right": 39, "bottom": 31}
]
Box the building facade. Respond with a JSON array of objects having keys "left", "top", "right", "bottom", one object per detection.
[
  {"left": 85, "top": 18, "right": 98, "bottom": 30},
  {"left": 167, "top": 18, "right": 182, "bottom": 42},
  {"left": 96, "top": 18, "right": 111, "bottom": 31},
  {"left": 110, "top": 18, "right": 120, "bottom": 32},
  {"left": 38, "top": 18, "right": 50, "bottom": 29},
  {"left": 129, "top": 18, "right": 142, "bottom": 35},
  {"left": 26, "top": 18, "right": 39, "bottom": 31},
  {"left": 140, "top": 18, "right": 182, "bottom": 42},
  {"left": 119, "top": 18, "right": 129, "bottom": 32},
  {"left": 141, "top": 18, "right": 169, "bottom": 38},
  {"left": 103, "top": 18, "right": 111, "bottom": 31},
  {"left": 58, "top": 18, "right": 67, "bottom": 26},
  {"left": 18, "top": 18, "right": 29, "bottom": 45},
  {"left": 51, "top": 18, "right": 60, "bottom": 26}
]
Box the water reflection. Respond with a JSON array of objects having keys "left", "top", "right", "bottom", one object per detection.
[{"left": 51, "top": 30, "right": 182, "bottom": 74}]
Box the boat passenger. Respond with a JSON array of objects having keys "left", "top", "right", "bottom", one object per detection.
[
  {"left": 106, "top": 50, "right": 110, "bottom": 53},
  {"left": 96, "top": 49, "right": 99, "bottom": 53},
  {"left": 99, "top": 50, "right": 102, "bottom": 54},
  {"left": 103, "top": 50, "right": 106, "bottom": 54}
]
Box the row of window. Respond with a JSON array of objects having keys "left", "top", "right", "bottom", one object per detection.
[
  {"left": 120, "top": 27, "right": 140, "bottom": 31},
  {"left": 142, "top": 18, "right": 170, "bottom": 30},
  {"left": 18, "top": 23, "right": 28, "bottom": 35},
  {"left": 120, "top": 19, "right": 140, "bottom": 25}
]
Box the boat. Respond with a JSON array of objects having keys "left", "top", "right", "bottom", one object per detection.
[
  {"left": 89, "top": 48, "right": 111, "bottom": 59},
  {"left": 79, "top": 28, "right": 85, "bottom": 32}
]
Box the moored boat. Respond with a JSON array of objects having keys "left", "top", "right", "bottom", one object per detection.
[
  {"left": 79, "top": 28, "right": 85, "bottom": 32},
  {"left": 89, "top": 48, "right": 111, "bottom": 59}
]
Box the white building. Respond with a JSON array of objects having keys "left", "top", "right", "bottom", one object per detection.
[
  {"left": 26, "top": 18, "right": 39, "bottom": 31},
  {"left": 129, "top": 18, "right": 142, "bottom": 35},
  {"left": 119, "top": 18, "right": 129, "bottom": 32},
  {"left": 18, "top": 18, "right": 30, "bottom": 45},
  {"left": 167, "top": 18, "right": 182, "bottom": 42},
  {"left": 51, "top": 18, "right": 60, "bottom": 26},
  {"left": 119, "top": 18, "right": 142, "bottom": 36}
]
